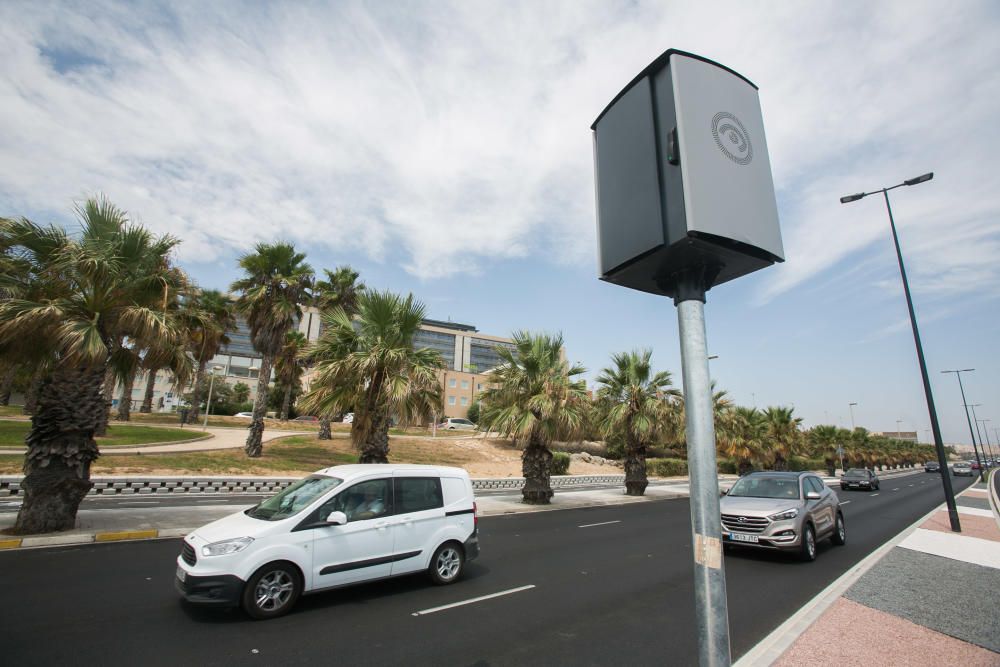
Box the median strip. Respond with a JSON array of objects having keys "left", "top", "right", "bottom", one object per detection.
[
  {"left": 411, "top": 585, "right": 536, "bottom": 616},
  {"left": 94, "top": 529, "right": 159, "bottom": 542}
]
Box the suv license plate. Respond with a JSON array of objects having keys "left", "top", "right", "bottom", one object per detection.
[
  {"left": 729, "top": 533, "right": 759, "bottom": 544},
  {"left": 176, "top": 567, "right": 186, "bottom": 583}
]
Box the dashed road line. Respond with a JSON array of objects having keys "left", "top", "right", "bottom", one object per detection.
[
  {"left": 578, "top": 520, "right": 622, "bottom": 528},
  {"left": 871, "top": 493, "right": 880, "bottom": 496},
  {"left": 839, "top": 501, "right": 851, "bottom": 505},
  {"left": 412, "top": 585, "right": 536, "bottom": 616}
]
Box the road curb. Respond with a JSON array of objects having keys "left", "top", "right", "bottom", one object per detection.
[{"left": 734, "top": 478, "right": 976, "bottom": 666}]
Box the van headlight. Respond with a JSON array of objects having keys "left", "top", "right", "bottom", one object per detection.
[
  {"left": 768, "top": 508, "right": 799, "bottom": 521},
  {"left": 201, "top": 537, "right": 254, "bottom": 557}
]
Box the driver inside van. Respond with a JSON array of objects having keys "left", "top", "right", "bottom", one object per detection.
[{"left": 348, "top": 484, "right": 385, "bottom": 521}]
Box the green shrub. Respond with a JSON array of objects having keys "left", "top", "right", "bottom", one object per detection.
[
  {"left": 605, "top": 434, "right": 624, "bottom": 460},
  {"left": 787, "top": 456, "right": 826, "bottom": 472},
  {"left": 551, "top": 451, "right": 571, "bottom": 475},
  {"left": 647, "top": 458, "right": 688, "bottom": 477},
  {"left": 716, "top": 459, "right": 739, "bottom": 475}
]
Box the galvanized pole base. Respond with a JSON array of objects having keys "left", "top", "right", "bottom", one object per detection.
[{"left": 677, "top": 296, "right": 732, "bottom": 667}]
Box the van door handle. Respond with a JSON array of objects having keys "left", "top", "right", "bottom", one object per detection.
[
  {"left": 400, "top": 516, "right": 413, "bottom": 525},
  {"left": 374, "top": 521, "right": 389, "bottom": 530}
]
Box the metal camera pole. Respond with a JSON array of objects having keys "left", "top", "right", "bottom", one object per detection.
[{"left": 674, "top": 270, "right": 730, "bottom": 667}]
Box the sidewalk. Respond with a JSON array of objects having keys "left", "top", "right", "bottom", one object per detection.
[{"left": 741, "top": 471, "right": 1000, "bottom": 666}]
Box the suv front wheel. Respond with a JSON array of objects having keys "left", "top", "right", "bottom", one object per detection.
[{"left": 799, "top": 524, "right": 817, "bottom": 562}]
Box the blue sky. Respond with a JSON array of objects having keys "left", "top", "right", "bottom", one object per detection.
[{"left": 2, "top": 1, "right": 999, "bottom": 448}]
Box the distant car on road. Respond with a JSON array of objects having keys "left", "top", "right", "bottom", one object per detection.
[
  {"left": 840, "top": 468, "right": 880, "bottom": 491},
  {"left": 971, "top": 460, "right": 981, "bottom": 470},
  {"left": 342, "top": 413, "right": 354, "bottom": 424},
  {"left": 292, "top": 416, "right": 318, "bottom": 422},
  {"left": 952, "top": 462, "right": 973, "bottom": 477},
  {"left": 720, "top": 471, "right": 845, "bottom": 562},
  {"left": 924, "top": 461, "right": 940, "bottom": 473},
  {"left": 437, "top": 418, "right": 476, "bottom": 430},
  {"left": 234, "top": 412, "right": 254, "bottom": 419}
]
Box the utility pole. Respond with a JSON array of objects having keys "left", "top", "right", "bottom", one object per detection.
[{"left": 849, "top": 402, "right": 858, "bottom": 430}]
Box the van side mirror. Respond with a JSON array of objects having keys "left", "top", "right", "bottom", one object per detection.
[
  {"left": 719, "top": 488, "right": 728, "bottom": 496},
  {"left": 805, "top": 491, "right": 821, "bottom": 500},
  {"left": 326, "top": 511, "right": 347, "bottom": 525}
]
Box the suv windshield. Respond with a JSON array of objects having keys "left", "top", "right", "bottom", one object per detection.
[
  {"left": 727, "top": 476, "right": 801, "bottom": 500},
  {"left": 246, "top": 475, "right": 343, "bottom": 521}
]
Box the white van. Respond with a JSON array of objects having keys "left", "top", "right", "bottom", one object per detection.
[{"left": 175, "top": 464, "right": 479, "bottom": 619}]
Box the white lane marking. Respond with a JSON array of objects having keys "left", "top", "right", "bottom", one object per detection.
[
  {"left": 121, "top": 501, "right": 159, "bottom": 505},
  {"left": 871, "top": 493, "right": 880, "bottom": 496},
  {"left": 839, "top": 501, "right": 851, "bottom": 505},
  {"left": 412, "top": 585, "right": 536, "bottom": 616},
  {"left": 196, "top": 500, "right": 230, "bottom": 504},
  {"left": 578, "top": 520, "right": 622, "bottom": 528},
  {"left": 908, "top": 484, "right": 914, "bottom": 487},
  {"left": 892, "top": 488, "right": 900, "bottom": 492}
]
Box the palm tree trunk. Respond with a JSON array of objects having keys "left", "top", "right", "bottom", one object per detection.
[
  {"left": 0, "top": 364, "right": 16, "bottom": 406},
  {"left": 521, "top": 431, "right": 553, "bottom": 504},
  {"left": 115, "top": 368, "right": 137, "bottom": 421},
  {"left": 23, "top": 366, "right": 44, "bottom": 415},
  {"left": 140, "top": 368, "right": 157, "bottom": 413},
  {"left": 358, "top": 411, "right": 390, "bottom": 463},
  {"left": 189, "top": 361, "right": 206, "bottom": 421},
  {"left": 10, "top": 365, "right": 103, "bottom": 534},
  {"left": 280, "top": 385, "right": 292, "bottom": 421},
  {"left": 738, "top": 459, "right": 753, "bottom": 476},
  {"left": 318, "top": 415, "right": 332, "bottom": 440},
  {"left": 95, "top": 365, "right": 115, "bottom": 437},
  {"left": 245, "top": 355, "right": 272, "bottom": 458},
  {"left": 624, "top": 440, "right": 648, "bottom": 496}
]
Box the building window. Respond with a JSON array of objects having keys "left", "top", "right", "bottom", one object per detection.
[
  {"left": 461, "top": 380, "right": 469, "bottom": 389},
  {"left": 449, "top": 378, "right": 456, "bottom": 388},
  {"left": 476, "top": 383, "right": 482, "bottom": 391},
  {"left": 448, "top": 396, "right": 456, "bottom": 406},
  {"left": 460, "top": 397, "right": 468, "bottom": 407}
]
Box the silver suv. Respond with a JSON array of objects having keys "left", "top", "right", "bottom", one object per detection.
[{"left": 720, "top": 471, "right": 845, "bottom": 561}]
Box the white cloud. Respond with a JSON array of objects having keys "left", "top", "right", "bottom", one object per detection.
[{"left": 1, "top": 0, "right": 998, "bottom": 294}]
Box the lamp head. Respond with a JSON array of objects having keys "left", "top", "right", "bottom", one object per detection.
[
  {"left": 840, "top": 193, "right": 865, "bottom": 204},
  {"left": 904, "top": 172, "right": 933, "bottom": 186}
]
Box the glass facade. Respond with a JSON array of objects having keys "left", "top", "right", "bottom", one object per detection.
[
  {"left": 413, "top": 328, "right": 456, "bottom": 368},
  {"left": 220, "top": 317, "right": 262, "bottom": 359},
  {"left": 469, "top": 338, "right": 515, "bottom": 373}
]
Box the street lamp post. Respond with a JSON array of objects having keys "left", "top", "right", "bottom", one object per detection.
[
  {"left": 849, "top": 402, "right": 858, "bottom": 431},
  {"left": 968, "top": 403, "right": 987, "bottom": 479},
  {"left": 841, "top": 172, "right": 960, "bottom": 532},
  {"left": 896, "top": 419, "right": 903, "bottom": 438},
  {"left": 979, "top": 419, "right": 994, "bottom": 464},
  {"left": 203, "top": 365, "right": 224, "bottom": 429},
  {"left": 942, "top": 370, "right": 984, "bottom": 477}
]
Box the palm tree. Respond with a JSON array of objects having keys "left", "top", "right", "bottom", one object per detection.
[
  {"left": 230, "top": 242, "right": 314, "bottom": 457},
  {"left": 762, "top": 406, "right": 802, "bottom": 471},
  {"left": 275, "top": 330, "right": 307, "bottom": 420},
  {"left": 184, "top": 289, "right": 237, "bottom": 421},
  {"left": 0, "top": 198, "right": 180, "bottom": 533},
  {"left": 299, "top": 290, "right": 443, "bottom": 462},
  {"left": 478, "top": 332, "right": 588, "bottom": 504},
  {"left": 312, "top": 266, "right": 365, "bottom": 439},
  {"left": 596, "top": 349, "right": 679, "bottom": 496},
  {"left": 718, "top": 406, "right": 767, "bottom": 475},
  {"left": 808, "top": 425, "right": 841, "bottom": 477}
]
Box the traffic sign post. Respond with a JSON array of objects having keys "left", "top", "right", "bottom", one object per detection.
[{"left": 592, "top": 50, "right": 784, "bottom": 667}]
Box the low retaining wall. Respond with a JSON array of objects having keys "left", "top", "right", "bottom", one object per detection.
[{"left": 0, "top": 474, "right": 627, "bottom": 497}]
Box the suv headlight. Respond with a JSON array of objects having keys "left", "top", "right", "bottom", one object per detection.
[
  {"left": 201, "top": 537, "right": 254, "bottom": 557},
  {"left": 768, "top": 508, "right": 799, "bottom": 521}
]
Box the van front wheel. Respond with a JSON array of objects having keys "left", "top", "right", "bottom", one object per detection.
[
  {"left": 429, "top": 542, "right": 464, "bottom": 585},
  {"left": 242, "top": 562, "right": 302, "bottom": 620}
]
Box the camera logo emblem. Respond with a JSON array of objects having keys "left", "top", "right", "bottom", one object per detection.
[{"left": 711, "top": 112, "right": 753, "bottom": 165}]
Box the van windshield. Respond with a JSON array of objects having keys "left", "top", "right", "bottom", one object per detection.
[{"left": 246, "top": 475, "right": 343, "bottom": 521}]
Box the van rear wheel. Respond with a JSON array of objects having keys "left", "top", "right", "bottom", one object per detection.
[
  {"left": 429, "top": 542, "right": 464, "bottom": 585},
  {"left": 242, "top": 562, "right": 302, "bottom": 620}
]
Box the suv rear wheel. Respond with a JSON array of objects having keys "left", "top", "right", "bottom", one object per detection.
[{"left": 800, "top": 524, "right": 817, "bottom": 562}]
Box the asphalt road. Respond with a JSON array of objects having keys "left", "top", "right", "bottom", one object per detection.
[{"left": 0, "top": 471, "right": 973, "bottom": 666}]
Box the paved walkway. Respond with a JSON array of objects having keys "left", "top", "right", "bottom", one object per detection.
[
  {"left": 0, "top": 424, "right": 317, "bottom": 455},
  {"left": 750, "top": 472, "right": 1000, "bottom": 666}
]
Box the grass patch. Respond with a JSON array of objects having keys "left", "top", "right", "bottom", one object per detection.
[
  {"left": 0, "top": 405, "right": 26, "bottom": 417},
  {"left": 0, "top": 421, "right": 205, "bottom": 449},
  {"left": 0, "top": 432, "right": 487, "bottom": 475}
]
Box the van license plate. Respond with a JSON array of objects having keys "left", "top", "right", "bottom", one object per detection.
[
  {"left": 176, "top": 567, "right": 186, "bottom": 583},
  {"left": 729, "top": 533, "right": 759, "bottom": 544}
]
